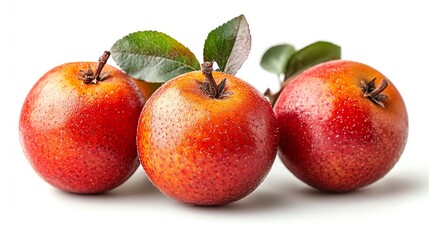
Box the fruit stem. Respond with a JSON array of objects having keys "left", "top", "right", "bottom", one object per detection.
[
  {"left": 197, "top": 62, "right": 232, "bottom": 99},
  {"left": 361, "top": 78, "right": 389, "bottom": 108},
  {"left": 364, "top": 78, "right": 388, "bottom": 98},
  {"left": 264, "top": 80, "right": 289, "bottom": 106},
  {"left": 94, "top": 51, "right": 110, "bottom": 81},
  {"left": 77, "top": 51, "right": 111, "bottom": 84},
  {"left": 201, "top": 62, "right": 219, "bottom": 97}
]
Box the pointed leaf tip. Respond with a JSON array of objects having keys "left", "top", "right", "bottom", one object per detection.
[{"left": 203, "top": 14, "right": 251, "bottom": 75}]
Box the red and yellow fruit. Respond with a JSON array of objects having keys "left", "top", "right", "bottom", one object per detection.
[
  {"left": 274, "top": 60, "right": 408, "bottom": 192},
  {"left": 137, "top": 62, "right": 279, "bottom": 205},
  {"left": 19, "top": 51, "right": 145, "bottom": 194}
]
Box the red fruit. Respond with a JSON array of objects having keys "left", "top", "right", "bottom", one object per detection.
[
  {"left": 19, "top": 51, "right": 145, "bottom": 194},
  {"left": 274, "top": 60, "right": 408, "bottom": 192},
  {"left": 137, "top": 62, "right": 278, "bottom": 205}
]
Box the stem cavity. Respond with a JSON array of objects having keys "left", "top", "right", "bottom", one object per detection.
[
  {"left": 361, "top": 78, "right": 389, "bottom": 108},
  {"left": 78, "top": 51, "right": 111, "bottom": 84},
  {"left": 196, "top": 62, "right": 232, "bottom": 99}
]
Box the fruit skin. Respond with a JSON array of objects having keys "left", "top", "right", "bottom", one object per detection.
[
  {"left": 137, "top": 69, "right": 278, "bottom": 205},
  {"left": 274, "top": 60, "right": 408, "bottom": 192},
  {"left": 19, "top": 62, "right": 145, "bottom": 194}
]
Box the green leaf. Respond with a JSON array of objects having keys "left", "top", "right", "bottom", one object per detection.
[
  {"left": 110, "top": 31, "right": 200, "bottom": 83},
  {"left": 284, "top": 41, "right": 341, "bottom": 79},
  {"left": 260, "top": 44, "right": 296, "bottom": 75},
  {"left": 203, "top": 14, "right": 251, "bottom": 75}
]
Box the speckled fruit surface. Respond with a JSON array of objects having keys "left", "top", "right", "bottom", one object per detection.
[
  {"left": 19, "top": 62, "right": 145, "bottom": 194},
  {"left": 137, "top": 67, "right": 279, "bottom": 205},
  {"left": 274, "top": 60, "right": 408, "bottom": 192}
]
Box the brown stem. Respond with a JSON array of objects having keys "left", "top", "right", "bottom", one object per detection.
[
  {"left": 264, "top": 79, "right": 290, "bottom": 106},
  {"left": 363, "top": 78, "right": 388, "bottom": 98},
  {"left": 197, "top": 62, "right": 232, "bottom": 99},
  {"left": 361, "top": 78, "right": 389, "bottom": 108},
  {"left": 94, "top": 51, "right": 110, "bottom": 81},
  {"left": 77, "top": 51, "right": 111, "bottom": 84},
  {"left": 201, "top": 62, "right": 219, "bottom": 97}
]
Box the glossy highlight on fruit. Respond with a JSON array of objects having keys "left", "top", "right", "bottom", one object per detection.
[
  {"left": 19, "top": 52, "right": 145, "bottom": 194},
  {"left": 274, "top": 60, "right": 408, "bottom": 192},
  {"left": 137, "top": 62, "right": 279, "bottom": 205}
]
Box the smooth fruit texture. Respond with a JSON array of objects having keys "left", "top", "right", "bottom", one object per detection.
[
  {"left": 274, "top": 60, "right": 408, "bottom": 192},
  {"left": 19, "top": 53, "right": 145, "bottom": 194},
  {"left": 137, "top": 62, "right": 278, "bottom": 205},
  {"left": 133, "top": 79, "right": 162, "bottom": 101}
]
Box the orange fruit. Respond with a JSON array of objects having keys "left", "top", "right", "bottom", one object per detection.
[{"left": 137, "top": 62, "right": 278, "bottom": 205}]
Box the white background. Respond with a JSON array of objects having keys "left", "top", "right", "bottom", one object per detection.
[{"left": 1, "top": 0, "right": 428, "bottom": 239}]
